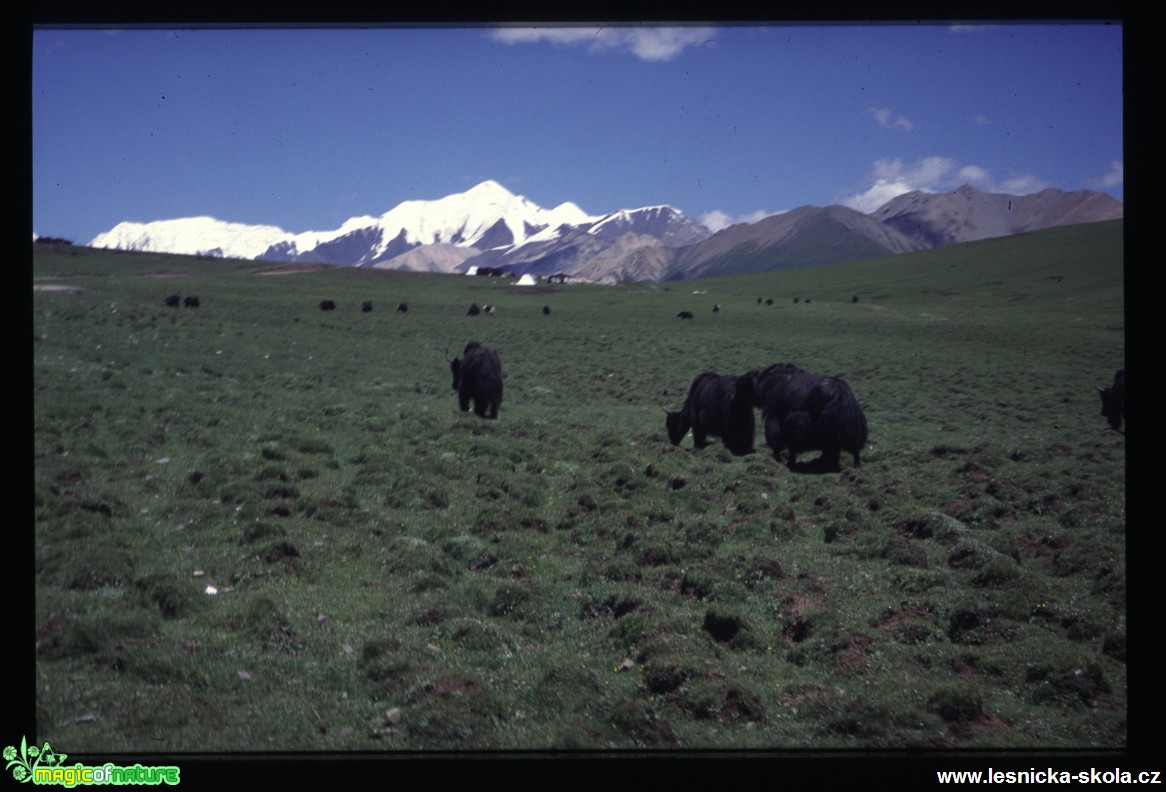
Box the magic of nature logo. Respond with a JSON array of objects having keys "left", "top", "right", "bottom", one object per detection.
[{"left": 3, "top": 737, "right": 180, "bottom": 786}]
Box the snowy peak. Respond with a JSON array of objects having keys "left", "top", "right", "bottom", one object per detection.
[
  {"left": 369, "top": 181, "right": 600, "bottom": 256},
  {"left": 89, "top": 216, "right": 296, "bottom": 260}
]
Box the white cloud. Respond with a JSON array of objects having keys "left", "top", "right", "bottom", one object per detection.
[
  {"left": 869, "top": 107, "right": 914, "bottom": 132},
  {"left": 842, "top": 156, "right": 1051, "bottom": 213},
  {"left": 1092, "top": 160, "right": 1124, "bottom": 189},
  {"left": 700, "top": 208, "right": 783, "bottom": 232},
  {"left": 487, "top": 26, "right": 716, "bottom": 62}
]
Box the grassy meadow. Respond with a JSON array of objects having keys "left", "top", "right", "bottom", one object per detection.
[{"left": 33, "top": 220, "right": 1125, "bottom": 753}]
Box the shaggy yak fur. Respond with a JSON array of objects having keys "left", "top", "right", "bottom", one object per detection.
[
  {"left": 665, "top": 371, "right": 756, "bottom": 456},
  {"left": 1097, "top": 368, "right": 1125, "bottom": 432},
  {"left": 450, "top": 341, "right": 503, "bottom": 419},
  {"left": 749, "top": 362, "right": 868, "bottom": 471}
]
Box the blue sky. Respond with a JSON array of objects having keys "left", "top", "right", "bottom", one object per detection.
[{"left": 32, "top": 23, "right": 1123, "bottom": 243}]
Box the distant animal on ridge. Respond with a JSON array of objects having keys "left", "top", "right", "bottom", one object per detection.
[
  {"left": 749, "top": 362, "right": 868, "bottom": 471},
  {"left": 664, "top": 371, "right": 755, "bottom": 457},
  {"left": 448, "top": 341, "right": 503, "bottom": 419},
  {"left": 1097, "top": 369, "right": 1125, "bottom": 432}
]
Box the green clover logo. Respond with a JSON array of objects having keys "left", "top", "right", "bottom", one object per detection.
[{"left": 3, "top": 737, "right": 63, "bottom": 784}]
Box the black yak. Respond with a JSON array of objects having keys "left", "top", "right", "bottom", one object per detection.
[
  {"left": 449, "top": 341, "right": 503, "bottom": 419},
  {"left": 542, "top": 305, "right": 551, "bottom": 315},
  {"left": 749, "top": 362, "right": 868, "bottom": 471},
  {"left": 765, "top": 298, "right": 774, "bottom": 305},
  {"left": 712, "top": 304, "right": 721, "bottom": 313},
  {"left": 361, "top": 301, "right": 374, "bottom": 313},
  {"left": 1097, "top": 369, "right": 1125, "bottom": 432},
  {"left": 319, "top": 300, "right": 336, "bottom": 311},
  {"left": 467, "top": 303, "right": 481, "bottom": 316},
  {"left": 397, "top": 302, "right": 408, "bottom": 313},
  {"left": 183, "top": 295, "right": 200, "bottom": 308},
  {"left": 164, "top": 292, "right": 181, "bottom": 308},
  {"left": 664, "top": 372, "right": 755, "bottom": 456},
  {"left": 677, "top": 311, "right": 695, "bottom": 320}
]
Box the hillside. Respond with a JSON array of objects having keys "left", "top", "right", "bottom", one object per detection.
[{"left": 33, "top": 220, "right": 1126, "bottom": 753}]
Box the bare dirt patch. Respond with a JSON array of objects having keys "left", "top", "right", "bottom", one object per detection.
[
  {"left": 33, "top": 283, "right": 82, "bottom": 293},
  {"left": 257, "top": 264, "right": 337, "bottom": 276},
  {"left": 140, "top": 268, "right": 201, "bottom": 278}
]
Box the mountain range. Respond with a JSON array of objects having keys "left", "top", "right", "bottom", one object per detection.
[{"left": 86, "top": 180, "right": 1123, "bottom": 284}]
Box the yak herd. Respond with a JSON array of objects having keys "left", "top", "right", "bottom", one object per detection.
[
  {"left": 162, "top": 290, "right": 1126, "bottom": 468},
  {"left": 665, "top": 363, "right": 869, "bottom": 472}
]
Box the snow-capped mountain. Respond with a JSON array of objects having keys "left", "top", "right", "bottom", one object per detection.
[
  {"left": 86, "top": 181, "right": 1121, "bottom": 283},
  {"left": 89, "top": 181, "right": 606, "bottom": 269}
]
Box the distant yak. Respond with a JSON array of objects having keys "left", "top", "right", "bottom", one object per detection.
[
  {"left": 183, "top": 295, "right": 200, "bottom": 308},
  {"left": 483, "top": 304, "right": 496, "bottom": 315},
  {"left": 765, "top": 298, "right": 774, "bottom": 306},
  {"left": 1097, "top": 369, "right": 1125, "bottom": 432},
  {"left": 749, "top": 362, "right": 868, "bottom": 472},
  {"left": 712, "top": 304, "right": 721, "bottom": 313},
  {"left": 164, "top": 292, "right": 181, "bottom": 308},
  {"left": 397, "top": 302, "right": 408, "bottom": 313},
  {"left": 449, "top": 341, "right": 503, "bottom": 419},
  {"left": 467, "top": 303, "right": 481, "bottom": 316},
  {"left": 852, "top": 295, "right": 859, "bottom": 303},
  {"left": 665, "top": 371, "right": 756, "bottom": 457},
  {"left": 543, "top": 305, "right": 551, "bottom": 315},
  {"left": 361, "top": 301, "right": 374, "bottom": 313},
  {"left": 319, "top": 300, "right": 336, "bottom": 311},
  {"left": 677, "top": 311, "right": 695, "bottom": 320}
]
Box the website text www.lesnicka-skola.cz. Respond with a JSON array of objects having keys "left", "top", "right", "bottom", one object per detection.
[{"left": 936, "top": 768, "right": 1161, "bottom": 785}]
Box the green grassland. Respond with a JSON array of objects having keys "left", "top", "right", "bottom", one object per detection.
[{"left": 33, "top": 220, "right": 1125, "bottom": 752}]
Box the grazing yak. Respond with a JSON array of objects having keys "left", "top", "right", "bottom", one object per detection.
[
  {"left": 664, "top": 371, "right": 756, "bottom": 456},
  {"left": 677, "top": 311, "right": 695, "bottom": 320},
  {"left": 749, "top": 362, "right": 868, "bottom": 471},
  {"left": 361, "top": 301, "right": 374, "bottom": 313},
  {"left": 397, "top": 302, "right": 408, "bottom": 313},
  {"left": 467, "top": 303, "right": 481, "bottom": 316},
  {"left": 164, "top": 292, "right": 181, "bottom": 308},
  {"left": 542, "top": 305, "right": 551, "bottom": 315},
  {"left": 319, "top": 300, "right": 336, "bottom": 311},
  {"left": 449, "top": 341, "right": 503, "bottom": 419},
  {"left": 1097, "top": 369, "right": 1125, "bottom": 432},
  {"left": 183, "top": 295, "right": 200, "bottom": 308}
]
